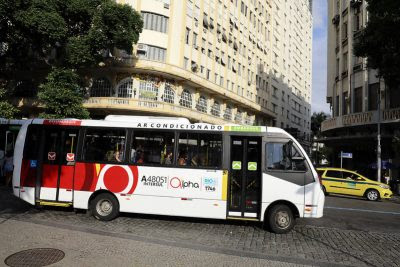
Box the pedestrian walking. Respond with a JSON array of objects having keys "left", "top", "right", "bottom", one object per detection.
[{"left": 4, "top": 151, "right": 13, "bottom": 187}]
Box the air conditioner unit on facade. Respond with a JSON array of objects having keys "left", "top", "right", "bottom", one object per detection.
[
  {"left": 191, "top": 63, "right": 198, "bottom": 72},
  {"left": 137, "top": 44, "right": 148, "bottom": 54},
  {"left": 164, "top": 3, "right": 170, "bottom": 9}
]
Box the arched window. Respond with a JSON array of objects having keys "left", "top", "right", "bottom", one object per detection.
[
  {"left": 116, "top": 78, "right": 135, "bottom": 98},
  {"left": 179, "top": 89, "right": 192, "bottom": 108},
  {"left": 90, "top": 78, "right": 112, "bottom": 97},
  {"left": 211, "top": 101, "right": 221, "bottom": 117},
  {"left": 223, "top": 106, "right": 232, "bottom": 120},
  {"left": 196, "top": 95, "right": 207, "bottom": 113},
  {"left": 139, "top": 80, "right": 158, "bottom": 101},
  {"left": 235, "top": 110, "right": 243, "bottom": 124},
  {"left": 162, "top": 83, "right": 175, "bottom": 103}
]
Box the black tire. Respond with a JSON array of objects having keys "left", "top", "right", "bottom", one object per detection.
[
  {"left": 266, "top": 204, "right": 295, "bottom": 234},
  {"left": 322, "top": 186, "right": 329, "bottom": 196},
  {"left": 90, "top": 193, "right": 119, "bottom": 221},
  {"left": 365, "top": 189, "right": 380, "bottom": 201}
]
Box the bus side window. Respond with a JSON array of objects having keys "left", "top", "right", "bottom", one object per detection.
[
  {"left": 23, "top": 125, "right": 41, "bottom": 160},
  {"left": 130, "top": 131, "right": 175, "bottom": 165},
  {"left": 266, "top": 142, "right": 307, "bottom": 171},
  {"left": 178, "top": 133, "right": 222, "bottom": 168},
  {"left": 83, "top": 128, "right": 126, "bottom": 163}
]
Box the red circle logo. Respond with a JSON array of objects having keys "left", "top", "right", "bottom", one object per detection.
[
  {"left": 169, "top": 177, "right": 182, "bottom": 189},
  {"left": 103, "top": 166, "right": 129, "bottom": 192}
]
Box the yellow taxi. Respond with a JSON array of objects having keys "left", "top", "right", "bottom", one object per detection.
[{"left": 316, "top": 167, "right": 393, "bottom": 201}]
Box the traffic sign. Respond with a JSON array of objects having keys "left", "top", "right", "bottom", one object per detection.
[{"left": 340, "top": 152, "right": 353, "bottom": 159}]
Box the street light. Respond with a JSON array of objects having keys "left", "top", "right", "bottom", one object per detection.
[{"left": 376, "top": 79, "right": 382, "bottom": 183}]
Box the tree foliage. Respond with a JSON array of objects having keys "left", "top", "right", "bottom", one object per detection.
[
  {"left": 311, "top": 112, "right": 329, "bottom": 138},
  {"left": 0, "top": 0, "right": 143, "bottom": 118},
  {"left": 353, "top": 0, "right": 400, "bottom": 89},
  {"left": 38, "top": 68, "right": 89, "bottom": 119},
  {"left": 0, "top": 87, "right": 18, "bottom": 119}
]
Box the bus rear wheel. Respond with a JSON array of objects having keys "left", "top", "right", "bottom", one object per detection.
[
  {"left": 266, "top": 204, "right": 295, "bottom": 234},
  {"left": 90, "top": 193, "right": 119, "bottom": 221}
]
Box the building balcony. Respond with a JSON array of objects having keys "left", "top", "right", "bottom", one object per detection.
[
  {"left": 350, "top": 0, "right": 363, "bottom": 8},
  {"left": 321, "top": 107, "right": 400, "bottom": 132},
  {"left": 332, "top": 15, "right": 340, "bottom": 25}
]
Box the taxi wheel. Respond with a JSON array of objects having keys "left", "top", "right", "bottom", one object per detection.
[{"left": 365, "top": 189, "right": 380, "bottom": 201}]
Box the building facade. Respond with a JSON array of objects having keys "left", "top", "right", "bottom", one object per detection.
[
  {"left": 322, "top": 0, "right": 400, "bottom": 180},
  {"left": 15, "top": 0, "right": 313, "bottom": 147}
]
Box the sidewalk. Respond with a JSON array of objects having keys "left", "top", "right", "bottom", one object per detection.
[{"left": 0, "top": 218, "right": 308, "bottom": 267}]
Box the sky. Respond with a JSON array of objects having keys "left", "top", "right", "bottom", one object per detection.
[{"left": 311, "top": 0, "right": 330, "bottom": 114}]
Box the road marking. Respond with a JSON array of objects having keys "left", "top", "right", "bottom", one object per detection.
[{"left": 325, "top": 206, "right": 400, "bottom": 215}]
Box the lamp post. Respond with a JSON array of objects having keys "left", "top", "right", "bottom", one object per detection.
[{"left": 376, "top": 79, "right": 381, "bottom": 183}]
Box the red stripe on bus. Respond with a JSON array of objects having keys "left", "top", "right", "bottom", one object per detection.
[
  {"left": 43, "top": 120, "right": 81, "bottom": 126},
  {"left": 20, "top": 159, "right": 36, "bottom": 187}
]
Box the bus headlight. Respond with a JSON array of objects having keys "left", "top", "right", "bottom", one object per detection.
[{"left": 379, "top": 184, "right": 390, "bottom": 189}]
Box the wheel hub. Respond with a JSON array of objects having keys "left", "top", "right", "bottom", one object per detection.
[
  {"left": 96, "top": 199, "right": 112, "bottom": 216},
  {"left": 368, "top": 191, "right": 378, "bottom": 200},
  {"left": 276, "top": 211, "right": 290, "bottom": 229}
]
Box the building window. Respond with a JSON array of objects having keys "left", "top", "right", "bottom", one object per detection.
[
  {"left": 162, "top": 83, "right": 175, "bottom": 104},
  {"left": 368, "top": 83, "right": 379, "bottom": 111},
  {"left": 342, "top": 22, "right": 348, "bottom": 40},
  {"left": 139, "top": 80, "right": 158, "bottom": 101},
  {"left": 138, "top": 44, "right": 166, "bottom": 62},
  {"left": 343, "top": 52, "right": 348, "bottom": 72},
  {"left": 185, "top": 27, "right": 190, "bottom": 45},
  {"left": 196, "top": 95, "right": 207, "bottom": 113},
  {"left": 142, "top": 12, "right": 168, "bottom": 33},
  {"left": 211, "top": 101, "right": 221, "bottom": 117},
  {"left": 193, "top": 32, "right": 198, "bottom": 47},
  {"left": 90, "top": 77, "right": 112, "bottom": 97},
  {"left": 116, "top": 77, "right": 135, "bottom": 98},
  {"left": 179, "top": 89, "right": 192, "bottom": 108},
  {"left": 206, "top": 69, "right": 211, "bottom": 80},
  {"left": 336, "top": 58, "right": 340, "bottom": 78},
  {"left": 342, "top": 91, "right": 348, "bottom": 115},
  {"left": 354, "top": 87, "right": 362, "bottom": 113},
  {"left": 224, "top": 106, "right": 232, "bottom": 120},
  {"left": 235, "top": 111, "right": 243, "bottom": 123},
  {"left": 184, "top": 57, "right": 189, "bottom": 69}
]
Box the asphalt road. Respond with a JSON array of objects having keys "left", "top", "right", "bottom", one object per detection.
[
  {"left": 298, "top": 195, "right": 400, "bottom": 234},
  {"left": 0, "top": 187, "right": 399, "bottom": 267}
]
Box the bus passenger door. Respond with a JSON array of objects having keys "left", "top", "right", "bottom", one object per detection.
[
  {"left": 39, "top": 128, "right": 78, "bottom": 202},
  {"left": 228, "top": 137, "right": 262, "bottom": 219}
]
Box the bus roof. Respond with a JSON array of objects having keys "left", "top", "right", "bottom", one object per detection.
[
  {"left": 0, "top": 118, "right": 27, "bottom": 125},
  {"left": 26, "top": 117, "right": 280, "bottom": 133}
]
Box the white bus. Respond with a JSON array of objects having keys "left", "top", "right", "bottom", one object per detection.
[{"left": 13, "top": 116, "right": 324, "bottom": 233}]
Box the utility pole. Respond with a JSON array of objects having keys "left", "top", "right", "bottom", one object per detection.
[{"left": 377, "top": 80, "right": 382, "bottom": 182}]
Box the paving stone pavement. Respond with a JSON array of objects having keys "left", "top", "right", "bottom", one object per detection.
[{"left": 1, "top": 187, "right": 399, "bottom": 267}]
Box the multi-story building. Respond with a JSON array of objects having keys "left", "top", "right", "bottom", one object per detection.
[
  {"left": 15, "top": 0, "right": 313, "bottom": 148},
  {"left": 322, "top": 0, "right": 400, "bottom": 180}
]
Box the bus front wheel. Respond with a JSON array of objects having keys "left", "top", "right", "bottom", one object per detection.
[
  {"left": 90, "top": 193, "right": 120, "bottom": 221},
  {"left": 266, "top": 204, "right": 295, "bottom": 234}
]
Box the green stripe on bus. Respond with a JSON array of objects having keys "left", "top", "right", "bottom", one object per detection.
[{"left": 230, "top": 126, "right": 262, "bottom": 132}]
